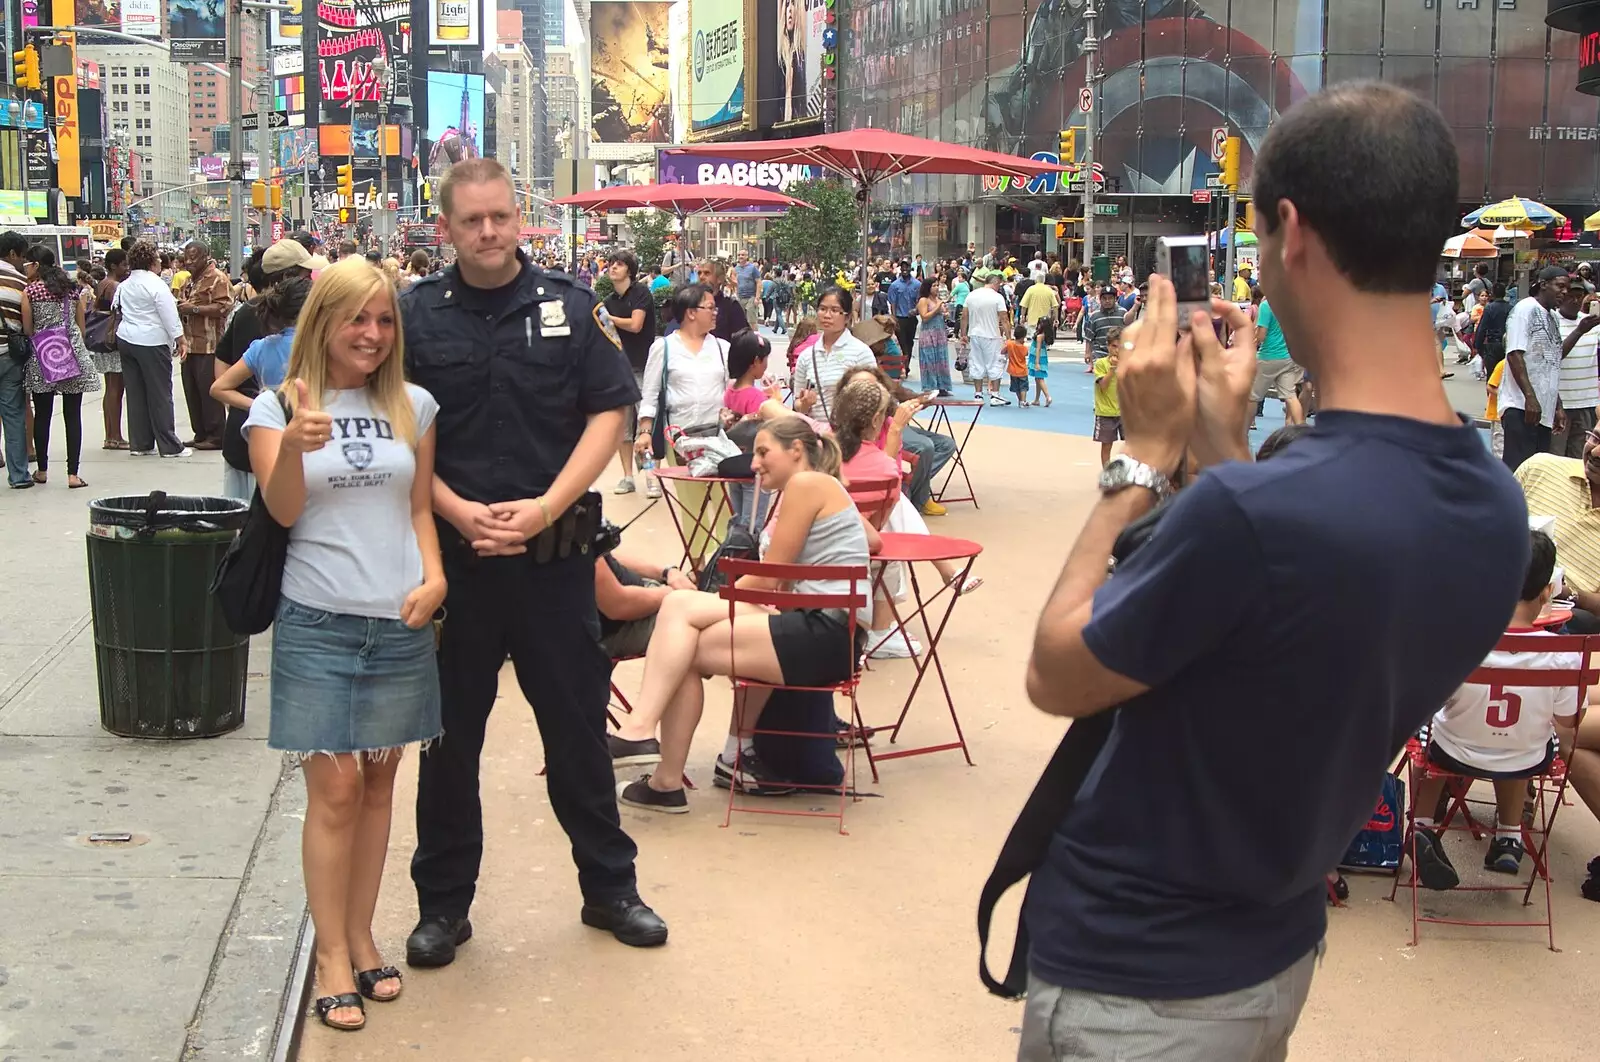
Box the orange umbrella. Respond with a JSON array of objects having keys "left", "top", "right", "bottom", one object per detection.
[{"left": 1442, "top": 231, "right": 1497, "bottom": 258}]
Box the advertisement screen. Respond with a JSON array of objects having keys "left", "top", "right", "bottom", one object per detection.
[
  {"left": 120, "top": 0, "right": 161, "bottom": 37},
  {"left": 689, "top": 0, "right": 745, "bottom": 132},
  {"left": 657, "top": 149, "right": 819, "bottom": 211},
  {"left": 590, "top": 0, "right": 673, "bottom": 143},
  {"left": 756, "top": 0, "right": 821, "bottom": 128},
  {"left": 277, "top": 127, "right": 317, "bottom": 170},
  {"left": 315, "top": 0, "right": 413, "bottom": 121},
  {"left": 427, "top": 0, "right": 480, "bottom": 47},
  {"left": 169, "top": 0, "right": 226, "bottom": 61},
  {"left": 270, "top": 0, "right": 303, "bottom": 47},
  {"left": 424, "top": 71, "right": 483, "bottom": 178},
  {"left": 839, "top": 0, "right": 1600, "bottom": 207}
]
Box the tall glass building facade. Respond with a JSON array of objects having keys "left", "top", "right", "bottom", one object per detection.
[{"left": 837, "top": 0, "right": 1600, "bottom": 261}]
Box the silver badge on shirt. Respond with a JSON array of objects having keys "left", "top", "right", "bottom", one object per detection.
[{"left": 538, "top": 300, "right": 571, "bottom": 337}]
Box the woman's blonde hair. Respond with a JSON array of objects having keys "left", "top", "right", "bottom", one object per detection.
[
  {"left": 830, "top": 377, "right": 887, "bottom": 462},
  {"left": 279, "top": 257, "right": 416, "bottom": 445},
  {"left": 758, "top": 414, "right": 842, "bottom": 479}
]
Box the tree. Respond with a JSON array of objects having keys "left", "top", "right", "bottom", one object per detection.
[
  {"left": 626, "top": 209, "right": 675, "bottom": 275},
  {"left": 766, "top": 179, "right": 861, "bottom": 274}
]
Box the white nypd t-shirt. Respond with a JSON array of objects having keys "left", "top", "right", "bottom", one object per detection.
[
  {"left": 1430, "top": 629, "right": 1582, "bottom": 773},
  {"left": 243, "top": 383, "right": 438, "bottom": 620}
]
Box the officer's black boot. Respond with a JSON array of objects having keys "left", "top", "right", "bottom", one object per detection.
[
  {"left": 580, "top": 896, "right": 668, "bottom": 947},
  {"left": 405, "top": 915, "right": 473, "bottom": 967}
]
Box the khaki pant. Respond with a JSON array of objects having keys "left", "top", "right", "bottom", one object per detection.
[{"left": 1018, "top": 942, "right": 1322, "bottom": 1062}]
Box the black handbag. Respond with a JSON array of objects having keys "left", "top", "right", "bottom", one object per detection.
[
  {"left": 209, "top": 396, "right": 292, "bottom": 635},
  {"left": 84, "top": 309, "right": 116, "bottom": 353},
  {"left": 975, "top": 499, "right": 1171, "bottom": 999},
  {"left": 650, "top": 338, "right": 669, "bottom": 461}
]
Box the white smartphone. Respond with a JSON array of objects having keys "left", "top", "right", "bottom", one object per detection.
[{"left": 1156, "top": 235, "right": 1212, "bottom": 328}]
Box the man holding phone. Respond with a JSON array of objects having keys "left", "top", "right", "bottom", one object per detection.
[{"left": 1018, "top": 82, "right": 1526, "bottom": 1061}]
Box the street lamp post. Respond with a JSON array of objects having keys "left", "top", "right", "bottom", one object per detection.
[{"left": 370, "top": 55, "right": 392, "bottom": 254}]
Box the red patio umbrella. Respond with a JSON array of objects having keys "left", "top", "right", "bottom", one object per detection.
[
  {"left": 665, "top": 129, "right": 1068, "bottom": 302},
  {"left": 552, "top": 182, "right": 813, "bottom": 216}
]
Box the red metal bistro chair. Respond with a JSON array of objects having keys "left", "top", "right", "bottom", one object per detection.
[
  {"left": 1388, "top": 632, "right": 1597, "bottom": 950},
  {"left": 716, "top": 557, "right": 870, "bottom": 835},
  {"left": 844, "top": 474, "right": 901, "bottom": 531}
]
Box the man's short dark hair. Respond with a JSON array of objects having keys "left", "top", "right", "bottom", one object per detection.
[
  {"left": 119, "top": 235, "right": 135, "bottom": 251},
  {"left": 0, "top": 231, "right": 28, "bottom": 259},
  {"left": 291, "top": 230, "right": 317, "bottom": 253},
  {"left": 104, "top": 248, "right": 127, "bottom": 271},
  {"left": 610, "top": 249, "right": 638, "bottom": 279},
  {"left": 1252, "top": 81, "right": 1457, "bottom": 294},
  {"left": 1522, "top": 530, "right": 1557, "bottom": 602},
  {"left": 1492, "top": 282, "right": 1507, "bottom": 298}
]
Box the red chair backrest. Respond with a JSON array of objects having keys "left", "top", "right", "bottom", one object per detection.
[
  {"left": 844, "top": 474, "right": 900, "bottom": 529},
  {"left": 716, "top": 557, "right": 869, "bottom": 614},
  {"left": 1465, "top": 632, "right": 1600, "bottom": 696}
]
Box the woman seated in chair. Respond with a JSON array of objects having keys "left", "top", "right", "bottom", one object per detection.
[{"left": 607, "top": 415, "right": 879, "bottom": 813}]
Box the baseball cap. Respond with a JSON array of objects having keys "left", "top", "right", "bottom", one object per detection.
[
  {"left": 262, "top": 238, "right": 311, "bottom": 274},
  {"left": 1533, "top": 265, "right": 1567, "bottom": 289}
]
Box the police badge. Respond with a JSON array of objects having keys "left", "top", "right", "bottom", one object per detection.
[
  {"left": 593, "top": 305, "right": 624, "bottom": 351},
  {"left": 342, "top": 441, "right": 374, "bottom": 470}
]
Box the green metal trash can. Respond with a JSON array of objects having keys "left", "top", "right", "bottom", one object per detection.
[{"left": 86, "top": 492, "right": 251, "bottom": 739}]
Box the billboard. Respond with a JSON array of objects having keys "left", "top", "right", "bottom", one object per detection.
[
  {"left": 314, "top": 0, "right": 413, "bottom": 122},
  {"left": 278, "top": 126, "right": 317, "bottom": 170},
  {"left": 426, "top": 0, "right": 480, "bottom": 47},
  {"left": 756, "top": 0, "right": 822, "bottom": 128},
  {"left": 839, "top": 0, "right": 1600, "bottom": 208},
  {"left": 168, "top": 0, "right": 226, "bottom": 61},
  {"left": 689, "top": 0, "right": 746, "bottom": 133},
  {"left": 270, "top": 0, "right": 303, "bottom": 47},
  {"left": 590, "top": 1, "right": 672, "bottom": 143},
  {"left": 424, "top": 71, "right": 482, "bottom": 178},
  {"left": 657, "top": 148, "right": 820, "bottom": 211},
  {"left": 121, "top": 0, "right": 160, "bottom": 36}
]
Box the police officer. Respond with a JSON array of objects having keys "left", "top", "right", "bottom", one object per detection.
[{"left": 399, "top": 158, "right": 667, "bottom": 966}]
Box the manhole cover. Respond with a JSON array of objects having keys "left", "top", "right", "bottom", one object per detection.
[{"left": 75, "top": 831, "right": 151, "bottom": 848}]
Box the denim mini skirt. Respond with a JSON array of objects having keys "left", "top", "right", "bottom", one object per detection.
[{"left": 268, "top": 598, "right": 443, "bottom": 756}]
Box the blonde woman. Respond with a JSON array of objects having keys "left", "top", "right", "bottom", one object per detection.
[{"left": 242, "top": 258, "right": 446, "bottom": 1033}]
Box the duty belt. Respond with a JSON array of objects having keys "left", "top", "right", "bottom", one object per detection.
[{"left": 444, "top": 491, "right": 603, "bottom": 566}]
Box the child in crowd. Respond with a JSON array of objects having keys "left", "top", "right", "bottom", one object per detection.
[
  {"left": 1028, "top": 318, "right": 1052, "bottom": 407},
  {"left": 1485, "top": 356, "right": 1506, "bottom": 458},
  {"left": 723, "top": 330, "right": 777, "bottom": 418},
  {"left": 1005, "top": 324, "right": 1031, "bottom": 406},
  {"left": 1409, "top": 530, "right": 1583, "bottom": 889},
  {"left": 1092, "top": 326, "right": 1123, "bottom": 467},
  {"left": 787, "top": 316, "right": 819, "bottom": 377}
]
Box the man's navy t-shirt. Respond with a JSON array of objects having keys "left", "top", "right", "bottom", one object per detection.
[{"left": 1025, "top": 411, "right": 1528, "bottom": 999}]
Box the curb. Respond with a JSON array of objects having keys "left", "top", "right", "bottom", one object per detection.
[{"left": 271, "top": 912, "right": 315, "bottom": 1062}]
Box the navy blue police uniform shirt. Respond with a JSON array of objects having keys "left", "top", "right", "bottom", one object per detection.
[
  {"left": 400, "top": 252, "right": 641, "bottom": 504},
  {"left": 1025, "top": 410, "right": 1528, "bottom": 1000}
]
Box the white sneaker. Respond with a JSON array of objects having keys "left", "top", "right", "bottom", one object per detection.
[
  {"left": 644, "top": 474, "right": 662, "bottom": 499},
  {"left": 867, "top": 630, "right": 922, "bottom": 659},
  {"left": 987, "top": 394, "right": 1010, "bottom": 406},
  {"left": 160, "top": 447, "right": 194, "bottom": 458},
  {"left": 129, "top": 448, "right": 156, "bottom": 456},
  {"left": 614, "top": 475, "right": 637, "bottom": 494}
]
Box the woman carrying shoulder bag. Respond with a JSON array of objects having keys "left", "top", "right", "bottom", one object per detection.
[
  {"left": 241, "top": 258, "right": 447, "bottom": 1034},
  {"left": 23, "top": 246, "right": 100, "bottom": 487},
  {"left": 634, "top": 282, "right": 732, "bottom": 559},
  {"left": 113, "top": 241, "right": 188, "bottom": 457}
]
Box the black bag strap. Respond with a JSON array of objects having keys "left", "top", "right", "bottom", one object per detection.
[{"left": 975, "top": 711, "right": 1114, "bottom": 998}]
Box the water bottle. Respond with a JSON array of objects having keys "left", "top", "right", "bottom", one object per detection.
[{"left": 640, "top": 454, "right": 655, "bottom": 473}]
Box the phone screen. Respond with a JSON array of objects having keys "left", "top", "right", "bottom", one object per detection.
[{"left": 1170, "top": 243, "right": 1210, "bottom": 303}]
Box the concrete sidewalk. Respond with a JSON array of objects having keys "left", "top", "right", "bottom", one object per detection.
[{"left": 0, "top": 380, "right": 308, "bottom": 1062}]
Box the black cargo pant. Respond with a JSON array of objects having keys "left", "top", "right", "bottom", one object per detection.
[{"left": 411, "top": 545, "right": 638, "bottom": 919}]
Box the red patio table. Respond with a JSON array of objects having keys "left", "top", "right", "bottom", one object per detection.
[
  {"left": 1534, "top": 606, "right": 1573, "bottom": 630},
  {"left": 651, "top": 465, "right": 747, "bottom": 579},
  {"left": 858, "top": 531, "right": 981, "bottom": 777},
  {"left": 915, "top": 398, "right": 984, "bottom": 507}
]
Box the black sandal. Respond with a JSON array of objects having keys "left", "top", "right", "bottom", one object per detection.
[
  {"left": 355, "top": 965, "right": 403, "bottom": 1002},
  {"left": 313, "top": 992, "right": 365, "bottom": 1031}
]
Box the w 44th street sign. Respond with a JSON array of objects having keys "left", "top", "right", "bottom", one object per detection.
[{"left": 240, "top": 112, "right": 291, "bottom": 131}]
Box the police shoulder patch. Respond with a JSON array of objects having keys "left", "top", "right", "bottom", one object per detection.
[{"left": 593, "top": 304, "right": 624, "bottom": 350}]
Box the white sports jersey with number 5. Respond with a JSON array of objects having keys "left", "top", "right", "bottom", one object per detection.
[{"left": 1430, "top": 630, "right": 1582, "bottom": 773}]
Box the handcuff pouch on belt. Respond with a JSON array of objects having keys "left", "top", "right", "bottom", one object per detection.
[{"left": 529, "top": 491, "right": 601, "bottom": 565}]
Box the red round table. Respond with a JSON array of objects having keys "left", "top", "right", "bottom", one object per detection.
[
  {"left": 1534, "top": 606, "right": 1573, "bottom": 630},
  {"left": 914, "top": 398, "right": 985, "bottom": 508},
  {"left": 652, "top": 465, "right": 748, "bottom": 578},
  {"left": 859, "top": 531, "right": 983, "bottom": 775}
]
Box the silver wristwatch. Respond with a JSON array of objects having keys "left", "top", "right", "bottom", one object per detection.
[{"left": 1098, "top": 454, "right": 1173, "bottom": 502}]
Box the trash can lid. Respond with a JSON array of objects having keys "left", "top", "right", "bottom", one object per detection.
[{"left": 89, "top": 491, "right": 250, "bottom": 533}]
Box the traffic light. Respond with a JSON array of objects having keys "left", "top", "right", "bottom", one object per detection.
[
  {"left": 338, "top": 207, "right": 352, "bottom": 224},
  {"left": 271, "top": 184, "right": 282, "bottom": 210},
  {"left": 13, "top": 45, "right": 39, "bottom": 91},
  {"left": 1055, "top": 220, "right": 1066, "bottom": 239},
  {"left": 336, "top": 163, "right": 353, "bottom": 200},
  {"left": 1242, "top": 200, "right": 1255, "bottom": 233},
  {"left": 1058, "top": 128, "right": 1076, "bottom": 164},
  {"left": 1221, "top": 136, "right": 1241, "bottom": 190},
  {"left": 251, "top": 180, "right": 268, "bottom": 208}
]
